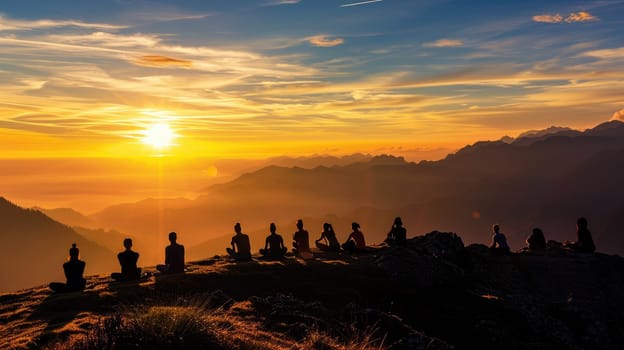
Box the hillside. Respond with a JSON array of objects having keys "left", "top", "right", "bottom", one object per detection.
[
  {"left": 0, "top": 198, "right": 117, "bottom": 293},
  {"left": 90, "top": 120, "right": 624, "bottom": 258},
  {"left": 2, "top": 232, "right": 623, "bottom": 350}
]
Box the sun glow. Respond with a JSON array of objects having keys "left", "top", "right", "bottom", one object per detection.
[{"left": 142, "top": 123, "right": 176, "bottom": 150}]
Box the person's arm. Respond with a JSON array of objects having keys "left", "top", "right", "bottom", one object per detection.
[
  {"left": 264, "top": 236, "right": 270, "bottom": 250},
  {"left": 279, "top": 236, "right": 284, "bottom": 249},
  {"left": 490, "top": 235, "right": 496, "bottom": 249},
  {"left": 181, "top": 245, "right": 185, "bottom": 265},
  {"left": 231, "top": 237, "right": 236, "bottom": 251},
  {"left": 165, "top": 247, "right": 170, "bottom": 265},
  {"left": 316, "top": 232, "right": 324, "bottom": 243}
]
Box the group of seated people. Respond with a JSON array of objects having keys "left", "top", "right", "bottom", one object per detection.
[
  {"left": 227, "top": 217, "right": 408, "bottom": 261},
  {"left": 49, "top": 216, "right": 596, "bottom": 293},
  {"left": 489, "top": 217, "right": 596, "bottom": 255}
]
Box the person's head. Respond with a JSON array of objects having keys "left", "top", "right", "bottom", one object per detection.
[
  {"left": 168, "top": 231, "right": 177, "bottom": 243},
  {"left": 123, "top": 238, "right": 133, "bottom": 250},
  {"left": 296, "top": 219, "right": 303, "bottom": 230},
  {"left": 532, "top": 228, "right": 543, "bottom": 237},
  {"left": 234, "top": 222, "right": 242, "bottom": 234},
  {"left": 577, "top": 217, "right": 588, "bottom": 230},
  {"left": 352, "top": 222, "right": 360, "bottom": 231},
  {"left": 270, "top": 222, "right": 276, "bottom": 234},
  {"left": 323, "top": 222, "right": 329, "bottom": 231},
  {"left": 69, "top": 243, "right": 79, "bottom": 260},
  {"left": 394, "top": 217, "right": 403, "bottom": 228},
  {"left": 492, "top": 224, "right": 500, "bottom": 233}
]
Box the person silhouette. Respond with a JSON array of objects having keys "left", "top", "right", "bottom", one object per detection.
[
  {"left": 49, "top": 243, "right": 86, "bottom": 293},
  {"left": 342, "top": 222, "right": 366, "bottom": 253},
  {"left": 385, "top": 217, "right": 407, "bottom": 246},
  {"left": 226, "top": 222, "right": 252, "bottom": 261},
  {"left": 315, "top": 223, "right": 341, "bottom": 252},
  {"left": 489, "top": 224, "right": 510, "bottom": 256},
  {"left": 565, "top": 217, "right": 596, "bottom": 253},
  {"left": 156, "top": 232, "right": 185, "bottom": 274},
  {"left": 260, "top": 223, "right": 287, "bottom": 260},
  {"left": 292, "top": 219, "right": 312, "bottom": 258},
  {"left": 525, "top": 228, "right": 546, "bottom": 251},
  {"left": 111, "top": 238, "right": 141, "bottom": 281}
]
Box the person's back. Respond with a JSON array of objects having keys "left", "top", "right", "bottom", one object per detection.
[
  {"left": 526, "top": 228, "right": 546, "bottom": 250},
  {"left": 227, "top": 223, "right": 252, "bottom": 261},
  {"left": 386, "top": 217, "right": 407, "bottom": 246},
  {"left": 576, "top": 218, "right": 596, "bottom": 253},
  {"left": 342, "top": 222, "right": 366, "bottom": 253},
  {"left": 166, "top": 243, "right": 185, "bottom": 273},
  {"left": 50, "top": 243, "right": 86, "bottom": 293},
  {"left": 63, "top": 259, "right": 86, "bottom": 289},
  {"left": 293, "top": 219, "right": 311, "bottom": 254},
  {"left": 489, "top": 224, "right": 510, "bottom": 256},
  {"left": 119, "top": 250, "right": 139, "bottom": 275},
  {"left": 267, "top": 233, "right": 284, "bottom": 252},
  {"left": 261, "top": 223, "right": 287, "bottom": 259},
  {"left": 315, "top": 223, "right": 341, "bottom": 252}
]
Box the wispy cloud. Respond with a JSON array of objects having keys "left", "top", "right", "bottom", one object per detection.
[
  {"left": 533, "top": 11, "right": 598, "bottom": 24},
  {"left": 49, "top": 32, "right": 161, "bottom": 47},
  {"left": 613, "top": 109, "right": 624, "bottom": 121},
  {"left": 423, "top": 39, "right": 464, "bottom": 48},
  {"left": 0, "top": 14, "right": 126, "bottom": 31},
  {"left": 265, "top": 0, "right": 301, "bottom": 5},
  {"left": 341, "top": 0, "right": 383, "bottom": 7},
  {"left": 308, "top": 35, "right": 344, "bottom": 47},
  {"left": 135, "top": 55, "right": 193, "bottom": 67}
]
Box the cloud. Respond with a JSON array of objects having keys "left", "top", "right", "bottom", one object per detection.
[
  {"left": 49, "top": 32, "right": 161, "bottom": 47},
  {"left": 341, "top": 0, "right": 383, "bottom": 7},
  {"left": 135, "top": 55, "right": 192, "bottom": 67},
  {"left": 267, "top": 0, "right": 300, "bottom": 5},
  {"left": 565, "top": 11, "right": 598, "bottom": 23},
  {"left": 532, "top": 11, "right": 598, "bottom": 24},
  {"left": 0, "top": 14, "right": 126, "bottom": 31},
  {"left": 423, "top": 39, "right": 464, "bottom": 48},
  {"left": 612, "top": 109, "right": 624, "bottom": 121},
  {"left": 532, "top": 14, "right": 564, "bottom": 23},
  {"left": 308, "top": 35, "right": 344, "bottom": 47}
]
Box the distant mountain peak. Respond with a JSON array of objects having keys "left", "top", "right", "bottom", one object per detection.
[{"left": 517, "top": 126, "right": 574, "bottom": 139}]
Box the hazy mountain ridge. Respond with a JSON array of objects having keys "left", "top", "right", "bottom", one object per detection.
[{"left": 84, "top": 120, "right": 624, "bottom": 262}]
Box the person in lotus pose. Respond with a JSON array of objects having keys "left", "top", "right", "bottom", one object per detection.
[
  {"left": 342, "top": 222, "right": 367, "bottom": 253},
  {"left": 260, "top": 223, "right": 287, "bottom": 259},
  {"left": 293, "top": 219, "right": 312, "bottom": 258},
  {"left": 565, "top": 217, "right": 596, "bottom": 253},
  {"left": 489, "top": 224, "right": 511, "bottom": 256},
  {"left": 525, "top": 228, "right": 546, "bottom": 251},
  {"left": 157, "top": 232, "right": 185, "bottom": 274},
  {"left": 315, "top": 223, "right": 341, "bottom": 252},
  {"left": 385, "top": 216, "right": 407, "bottom": 246},
  {"left": 111, "top": 238, "right": 141, "bottom": 281},
  {"left": 49, "top": 243, "right": 86, "bottom": 293},
  {"left": 227, "top": 222, "right": 252, "bottom": 261}
]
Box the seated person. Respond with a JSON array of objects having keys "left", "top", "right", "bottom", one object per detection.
[
  {"left": 226, "top": 222, "right": 252, "bottom": 261},
  {"left": 111, "top": 238, "right": 141, "bottom": 281},
  {"left": 260, "top": 223, "right": 287, "bottom": 259},
  {"left": 292, "top": 219, "right": 312, "bottom": 258},
  {"left": 315, "top": 223, "right": 341, "bottom": 252},
  {"left": 489, "top": 224, "right": 511, "bottom": 256},
  {"left": 565, "top": 217, "right": 596, "bottom": 253},
  {"left": 526, "top": 228, "right": 546, "bottom": 251},
  {"left": 156, "top": 231, "right": 185, "bottom": 274},
  {"left": 385, "top": 216, "right": 407, "bottom": 246},
  {"left": 49, "top": 243, "right": 86, "bottom": 293},
  {"left": 342, "top": 222, "right": 367, "bottom": 253}
]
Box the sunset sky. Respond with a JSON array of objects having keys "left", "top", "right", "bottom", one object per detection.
[{"left": 1, "top": 0, "right": 623, "bottom": 160}]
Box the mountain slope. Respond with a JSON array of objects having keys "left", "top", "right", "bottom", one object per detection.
[
  {"left": 0, "top": 197, "right": 117, "bottom": 292},
  {"left": 2, "top": 233, "right": 624, "bottom": 350}
]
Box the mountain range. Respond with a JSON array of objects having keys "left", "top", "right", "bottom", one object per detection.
[{"left": 2, "top": 120, "right": 624, "bottom": 292}]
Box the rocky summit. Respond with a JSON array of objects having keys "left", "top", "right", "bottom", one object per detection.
[{"left": 1, "top": 232, "right": 623, "bottom": 350}]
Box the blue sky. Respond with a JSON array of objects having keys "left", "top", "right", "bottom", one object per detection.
[{"left": 1, "top": 0, "right": 624, "bottom": 159}]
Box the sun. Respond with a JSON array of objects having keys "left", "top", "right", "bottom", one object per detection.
[{"left": 142, "top": 123, "right": 176, "bottom": 150}]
